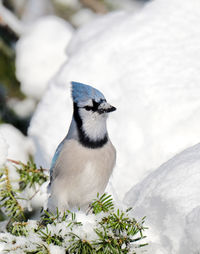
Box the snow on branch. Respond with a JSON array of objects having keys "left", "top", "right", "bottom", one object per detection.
[{"left": 0, "top": 159, "right": 148, "bottom": 253}]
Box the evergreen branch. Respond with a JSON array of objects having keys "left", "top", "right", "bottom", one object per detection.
[
  {"left": 91, "top": 193, "right": 114, "bottom": 214},
  {"left": 13, "top": 159, "right": 48, "bottom": 191},
  {"left": 66, "top": 233, "right": 94, "bottom": 253},
  {"left": 0, "top": 159, "right": 148, "bottom": 253},
  {"left": 11, "top": 221, "right": 28, "bottom": 236},
  {"left": 0, "top": 166, "right": 25, "bottom": 221}
]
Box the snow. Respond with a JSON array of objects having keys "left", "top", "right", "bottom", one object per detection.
[
  {"left": 0, "top": 124, "right": 35, "bottom": 197},
  {"left": 0, "top": 231, "right": 43, "bottom": 254},
  {"left": 8, "top": 98, "right": 36, "bottom": 118},
  {"left": 124, "top": 143, "right": 200, "bottom": 254},
  {"left": 0, "top": 134, "right": 8, "bottom": 167},
  {"left": 29, "top": 0, "right": 200, "bottom": 200},
  {"left": 0, "top": 124, "right": 34, "bottom": 163},
  {"left": 49, "top": 245, "right": 65, "bottom": 254},
  {"left": 0, "top": 241, "right": 5, "bottom": 253},
  {"left": 0, "top": 211, "right": 102, "bottom": 252},
  {"left": 16, "top": 16, "right": 74, "bottom": 99},
  {"left": 0, "top": 124, "right": 46, "bottom": 212},
  {"left": 181, "top": 206, "right": 200, "bottom": 253},
  {"left": 74, "top": 212, "right": 98, "bottom": 241},
  {"left": 30, "top": 181, "right": 49, "bottom": 211},
  {"left": 0, "top": 207, "right": 143, "bottom": 253}
]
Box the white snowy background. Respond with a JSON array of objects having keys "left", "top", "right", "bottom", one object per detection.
[{"left": 0, "top": 0, "right": 200, "bottom": 253}]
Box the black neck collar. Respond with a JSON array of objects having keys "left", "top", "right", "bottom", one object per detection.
[{"left": 73, "top": 103, "right": 108, "bottom": 148}]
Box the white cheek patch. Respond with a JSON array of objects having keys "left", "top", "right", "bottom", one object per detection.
[{"left": 79, "top": 108, "right": 93, "bottom": 119}]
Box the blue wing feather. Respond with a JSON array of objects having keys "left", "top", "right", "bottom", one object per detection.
[{"left": 49, "top": 139, "right": 65, "bottom": 183}]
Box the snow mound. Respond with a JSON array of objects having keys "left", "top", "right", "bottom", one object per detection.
[
  {"left": 29, "top": 0, "right": 200, "bottom": 200},
  {"left": 0, "top": 124, "right": 34, "bottom": 163},
  {"left": 181, "top": 206, "right": 200, "bottom": 253},
  {"left": 124, "top": 143, "right": 200, "bottom": 254},
  {"left": 8, "top": 98, "right": 36, "bottom": 118},
  {"left": 0, "top": 134, "right": 8, "bottom": 167},
  {"left": 16, "top": 15, "right": 74, "bottom": 99}
]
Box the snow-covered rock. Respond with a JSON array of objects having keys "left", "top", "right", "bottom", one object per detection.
[
  {"left": 16, "top": 16, "right": 74, "bottom": 99},
  {"left": 29, "top": 0, "right": 200, "bottom": 200},
  {"left": 0, "top": 124, "right": 34, "bottom": 163},
  {"left": 124, "top": 143, "right": 200, "bottom": 254}
]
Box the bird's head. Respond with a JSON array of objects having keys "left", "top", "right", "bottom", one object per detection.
[{"left": 71, "top": 81, "right": 116, "bottom": 147}]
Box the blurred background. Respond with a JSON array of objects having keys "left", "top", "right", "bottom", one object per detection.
[
  {"left": 1, "top": 2, "right": 200, "bottom": 253},
  {"left": 0, "top": 0, "right": 149, "bottom": 137}
]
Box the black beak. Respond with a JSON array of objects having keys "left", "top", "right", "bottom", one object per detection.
[
  {"left": 98, "top": 103, "right": 117, "bottom": 114},
  {"left": 105, "top": 106, "right": 116, "bottom": 113}
]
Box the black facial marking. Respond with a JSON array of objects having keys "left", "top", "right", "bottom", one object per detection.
[
  {"left": 92, "top": 100, "right": 100, "bottom": 111},
  {"left": 82, "top": 99, "right": 106, "bottom": 112},
  {"left": 84, "top": 106, "right": 93, "bottom": 111},
  {"left": 73, "top": 103, "right": 108, "bottom": 148}
]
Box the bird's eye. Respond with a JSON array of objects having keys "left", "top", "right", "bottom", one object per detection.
[
  {"left": 100, "top": 99, "right": 106, "bottom": 103},
  {"left": 84, "top": 106, "right": 93, "bottom": 111}
]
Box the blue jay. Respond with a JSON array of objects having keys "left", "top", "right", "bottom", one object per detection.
[{"left": 48, "top": 81, "right": 116, "bottom": 212}]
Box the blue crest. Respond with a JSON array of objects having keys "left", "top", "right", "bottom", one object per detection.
[{"left": 71, "top": 81, "right": 105, "bottom": 103}]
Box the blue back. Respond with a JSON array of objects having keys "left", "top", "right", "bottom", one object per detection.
[{"left": 71, "top": 81, "right": 105, "bottom": 103}]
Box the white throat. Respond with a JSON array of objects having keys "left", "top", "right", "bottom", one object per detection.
[{"left": 80, "top": 110, "right": 108, "bottom": 141}]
